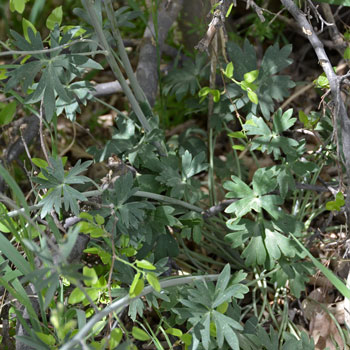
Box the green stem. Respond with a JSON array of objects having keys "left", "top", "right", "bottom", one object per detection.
[
  {"left": 0, "top": 38, "right": 103, "bottom": 57},
  {"left": 104, "top": 0, "right": 149, "bottom": 105},
  {"left": 208, "top": 128, "right": 216, "bottom": 205},
  {"left": 5, "top": 189, "right": 203, "bottom": 218},
  {"left": 81, "top": 0, "right": 152, "bottom": 134}
]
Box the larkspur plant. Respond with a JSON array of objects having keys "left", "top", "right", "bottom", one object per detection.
[{"left": 1, "top": 0, "right": 349, "bottom": 349}]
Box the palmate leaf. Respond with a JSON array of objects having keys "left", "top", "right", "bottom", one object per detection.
[
  {"left": 244, "top": 110, "right": 298, "bottom": 159},
  {"left": 107, "top": 172, "right": 138, "bottom": 206},
  {"left": 227, "top": 40, "right": 295, "bottom": 119},
  {"left": 32, "top": 158, "right": 92, "bottom": 217},
  {"left": 275, "top": 258, "right": 313, "bottom": 298},
  {"left": 213, "top": 311, "right": 242, "bottom": 349},
  {"left": 226, "top": 216, "right": 299, "bottom": 267},
  {"left": 5, "top": 27, "right": 102, "bottom": 121},
  {"left": 242, "top": 235, "right": 266, "bottom": 266},
  {"left": 181, "top": 150, "right": 208, "bottom": 179},
  {"left": 112, "top": 6, "right": 143, "bottom": 28},
  {"left": 224, "top": 169, "right": 282, "bottom": 219},
  {"left": 163, "top": 53, "right": 209, "bottom": 101},
  {"left": 175, "top": 265, "right": 248, "bottom": 350}
]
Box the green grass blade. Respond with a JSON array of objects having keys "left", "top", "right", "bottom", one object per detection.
[
  {"left": 290, "top": 232, "right": 350, "bottom": 299},
  {"left": 0, "top": 232, "right": 31, "bottom": 275}
]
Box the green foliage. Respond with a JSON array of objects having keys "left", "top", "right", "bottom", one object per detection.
[
  {"left": 5, "top": 26, "right": 102, "bottom": 121},
  {"left": 244, "top": 109, "right": 297, "bottom": 159},
  {"left": 163, "top": 53, "right": 209, "bottom": 101},
  {"left": 173, "top": 265, "right": 248, "bottom": 350},
  {"left": 32, "top": 157, "right": 92, "bottom": 217},
  {"left": 226, "top": 40, "right": 295, "bottom": 119},
  {"left": 2, "top": 0, "right": 346, "bottom": 349},
  {"left": 326, "top": 191, "right": 345, "bottom": 211},
  {"left": 0, "top": 100, "right": 17, "bottom": 125}
]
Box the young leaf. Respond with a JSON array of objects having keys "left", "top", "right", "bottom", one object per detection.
[
  {"left": 136, "top": 259, "right": 156, "bottom": 270},
  {"left": 132, "top": 327, "right": 151, "bottom": 341},
  {"left": 129, "top": 273, "right": 144, "bottom": 298},
  {"left": 166, "top": 328, "right": 183, "bottom": 338},
  {"left": 22, "top": 18, "right": 37, "bottom": 42},
  {"left": 146, "top": 272, "right": 161, "bottom": 292},
  {"left": 46, "top": 6, "right": 63, "bottom": 30},
  {"left": 110, "top": 328, "right": 123, "bottom": 348},
  {"left": 68, "top": 287, "right": 85, "bottom": 304},
  {"left": 326, "top": 192, "right": 345, "bottom": 211},
  {"left": 0, "top": 101, "right": 16, "bottom": 126},
  {"left": 247, "top": 90, "right": 258, "bottom": 104},
  {"left": 224, "top": 62, "right": 234, "bottom": 78},
  {"left": 244, "top": 69, "right": 259, "bottom": 83}
]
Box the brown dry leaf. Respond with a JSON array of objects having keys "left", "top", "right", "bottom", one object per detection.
[{"left": 303, "top": 289, "right": 344, "bottom": 350}]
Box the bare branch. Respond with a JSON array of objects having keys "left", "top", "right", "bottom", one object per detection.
[{"left": 281, "top": 0, "right": 350, "bottom": 217}]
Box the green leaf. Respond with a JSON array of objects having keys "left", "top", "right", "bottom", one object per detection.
[
  {"left": 46, "top": 6, "right": 63, "bottom": 30},
  {"left": 252, "top": 168, "right": 277, "bottom": 195},
  {"left": 35, "top": 332, "right": 56, "bottom": 346},
  {"left": 31, "top": 158, "right": 49, "bottom": 168},
  {"left": 22, "top": 18, "right": 37, "bottom": 42},
  {"left": 0, "top": 101, "right": 16, "bottom": 126},
  {"left": 213, "top": 311, "right": 242, "bottom": 348},
  {"left": 215, "top": 264, "right": 231, "bottom": 294},
  {"left": 146, "top": 272, "right": 161, "bottom": 292},
  {"left": 10, "top": 0, "right": 29, "bottom": 14},
  {"left": 136, "top": 259, "right": 156, "bottom": 270},
  {"left": 224, "top": 176, "right": 253, "bottom": 198},
  {"left": 199, "top": 313, "right": 211, "bottom": 350},
  {"left": 68, "top": 287, "right": 85, "bottom": 304},
  {"left": 95, "top": 214, "right": 104, "bottom": 225},
  {"left": 198, "top": 87, "right": 211, "bottom": 98},
  {"left": 247, "top": 90, "right": 258, "bottom": 104},
  {"left": 216, "top": 301, "right": 228, "bottom": 314},
  {"left": 265, "top": 229, "right": 296, "bottom": 260},
  {"left": 129, "top": 273, "right": 144, "bottom": 298},
  {"left": 110, "top": 328, "right": 123, "bottom": 348},
  {"left": 32, "top": 158, "right": 91, "bottom": 217},
  {"left": 244, "top": 69, "right": 259, "bottom": 83},
  {"left": 224, "top": 62, "right": 234, "bottom": 78},
  {"left": 192, "top": 225, "right": 202, "bottom": 243},
  {"left": 83, "top": 267, "right": 98, "bottom": 286},
  {"left": 0, "top": 68, "right": 8, "bottom": 80},
  {"left": 244, "top": 112, "right": 298, "bottom": 159},
  {"left": 242, "top": 235, "right": 266, "bottom": 266},
  {"left": 132, "top": 327, "right": 151, "bottom": 341},
  {"left": 226, "top": 3, "right": 234, "bottom": 17},
  {"left": 166, "top": 328, "right": 183, "bottom": 338},
  {"left": 326, "top": 192, "right": 345, "bottom": 211},
  {"left": 182, "top": 150, "right": 208, "bottom": 179},
  {"left": 227, "top": 131, "right": 246, "bottom": 139},
  {"left": 163, "top": 53, "right": 209, "bottom": 101},
  {"left": 213, "top": 284, "right": 249, "bottom": 307},
  {"left": 313, "top": 73, "right": 329, "bottom": 89}
]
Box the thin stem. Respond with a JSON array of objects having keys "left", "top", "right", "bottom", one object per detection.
[
  {"left": 0, "top": 39, "right": 104, "bottom": 57},
  {"left": 104, "top": 0, "right": 148, "bottom": 104},
  {"left": 5, "top": 188, "right": 203, "bottom": 218},
  {"left": 39, "top": 100, "right": 51, "bottom": 166},
  {"left": 81, "top": 0, "right": 167, "bottom": 156},
  {"left": 81, "top": 0, "right": 152, "bottom": 134}
]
